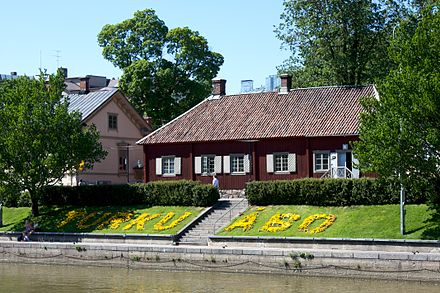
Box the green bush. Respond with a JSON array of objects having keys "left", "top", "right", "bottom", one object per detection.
[
  {"left": 40, "top": 180, "right": 219, "bottom": 207},
  {"left": 0, "top": 185, "right": 31, "bottom": 207},
  {"left": 246, "top": 178, "right": 426, "bottom": 206}
]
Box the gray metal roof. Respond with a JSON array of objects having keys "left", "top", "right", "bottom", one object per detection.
[{"left": 67, "top": 88, "right": 118, "bottom": 121}]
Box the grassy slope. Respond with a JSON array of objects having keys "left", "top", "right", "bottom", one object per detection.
[
  {"left": 217, "top": 205, "right": 433, "bottom": 240},
  {"left": 1, "top": 204, "right": 434, "bottom": 239},
  {"left": 0, "top": 206, "right": 204, "bottom": 235}
]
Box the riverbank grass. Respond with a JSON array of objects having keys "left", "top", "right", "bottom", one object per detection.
[
  {"left": 218, "top": 205, "right": 432, "bottom": 240},
  {"left": 1, "top": 204, "right": 434, "bottom": 239},
  {"left": 0, "top": 206, "right": 204, "bottom": 235}
]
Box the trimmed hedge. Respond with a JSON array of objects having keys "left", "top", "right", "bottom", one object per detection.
[
  {"left": 40, "top": 180, "right": 219, "bottom": 207},
  {"left": 246, "top": 178, "right": 426, "bottom": 206}
]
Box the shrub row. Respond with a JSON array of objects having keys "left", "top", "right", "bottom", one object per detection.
[
  {"left": 246, "top": 178, "right": 427, "bottom": 206},
  {"left": 40, "top": 180, "right": 219, "bottom": 207}
]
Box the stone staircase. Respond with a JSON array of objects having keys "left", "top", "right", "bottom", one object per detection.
[{"left": 177, "top": 198, "right": 248, "bottom": 246}]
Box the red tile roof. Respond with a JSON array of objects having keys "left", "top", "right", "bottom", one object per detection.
[{"left": 137, "top": 85, "right": 376, "bottom": 144}]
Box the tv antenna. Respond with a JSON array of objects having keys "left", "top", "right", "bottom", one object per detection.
[{"left": 52, "top": 50, "right": 62, "bottom": 68}]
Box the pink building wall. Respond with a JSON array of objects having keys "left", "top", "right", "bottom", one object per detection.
[{"left": 62, "top": 92, "right": 147, "bottom": 185}]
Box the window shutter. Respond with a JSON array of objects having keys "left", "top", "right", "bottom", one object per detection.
[
  {"left": 244, "top": 154, "right": 250, "bottom": 173},
  {"left": 214, "top": 156, "right": 222, "bottom": 174},
  {"left": 155, "top": 158, "right": 162, "bottom": 175},
  {"left": 223, "top": 156, "right": 230, "bottom": 174},
  {"left": 194, "top": 156, "right": 202, "bottom": 175},
  {"left": 266, "top": 154, "right": 274, "bottom": 173},
  {"left": 175, "top": 157, "right": 181, "bottom": 175},
  {"left": 288, "top": 153, "right": 296, "bottom": 172}
]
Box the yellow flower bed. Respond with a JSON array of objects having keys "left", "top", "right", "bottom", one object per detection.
[
  {"left": 260, "top": 213, "right": 301, "bottom": 233},
  {"left": 224, "top": 212, "right": 258, "bottom": 232},
  {"left": 298, "top": 213, "right": 337, "bottom": 234},
  {"left": 123, "top": 213, "right": 161, "bottom": 231},
  {"left": 57, "top": 210, "right": 193, "bottom": 232},
  {"left": 108, "top": 212, "right": 134, "bottom": 230},
  {"left": 76, "top": 212, "right": 99, "bottom": 229},
  {"left": 153, "top": 212, "right": 192, "bottom": 231},
  {"left": 57, "top": 210, "right": 85, "bottom": 228}
]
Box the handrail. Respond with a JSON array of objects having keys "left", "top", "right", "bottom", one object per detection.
[
  {"left": 212, "top": 198, "right": 247, "bottom": 234},
  {"left": 320, "top": 167, "right": 353, "bottom": 179}
]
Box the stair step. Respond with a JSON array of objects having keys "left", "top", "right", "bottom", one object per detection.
[{"left": 177, "top": 199, "right": 249, "bottom": 246}]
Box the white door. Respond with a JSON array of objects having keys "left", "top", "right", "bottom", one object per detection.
[
  {"left": 337, "top": 152, "right": 347, "bottom": 178},
  {"left": 330, "top": 152, "right": 348, "bottom": 178}
]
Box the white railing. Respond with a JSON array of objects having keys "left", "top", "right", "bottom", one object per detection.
[{"left": 320, "top": 167, "right": 353, "bottom": 179}]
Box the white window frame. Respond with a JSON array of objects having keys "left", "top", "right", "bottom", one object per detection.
[
  {"left": 162, "top": 156, "right": 175, "bottom": 176},
  {"left": 156, "top": 156, "right": 181, "bottom": 177},
  {"left": 267, "top": 153, "right": 296, "bottom": 174},
  {"left": 195, "top": 155, "right": 222, "bottom": 175},
  {"left": 274, "top": 153, "right": 289, "bottom": 173},
  {"left": 313, "top": 151, "right": 330, "bottom": 172},
  {"left": 201, "top": 155, "right": 215, "bottom": 175},
  {"left": 230, "top": 154, "right": 245, "bottom": 175}
]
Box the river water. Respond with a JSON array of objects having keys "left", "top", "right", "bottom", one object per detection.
[{"left": 0, "top": 263, "right": 438, "bottom": 292}]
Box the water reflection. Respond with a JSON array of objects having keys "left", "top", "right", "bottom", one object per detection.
[{"left": 0, "top": 263, "right": 438, "bottom": 292}]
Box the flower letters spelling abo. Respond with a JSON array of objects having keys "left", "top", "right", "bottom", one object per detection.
[
  {"left": 57, "top": 210, "right": 192, "bottom": 232},
  {"left": 225, "top": 209, "right": 337, "bottom": 235}
]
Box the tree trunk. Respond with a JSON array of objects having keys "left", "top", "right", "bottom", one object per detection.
[{"left": 30, "top": 192, "right": 39, "bottom": 217}]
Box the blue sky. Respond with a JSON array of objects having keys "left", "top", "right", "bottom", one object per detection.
[{"left": 0, "top": 0, "right": 290, "bottom": 94}]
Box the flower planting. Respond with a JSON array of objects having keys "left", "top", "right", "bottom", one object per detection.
[
  {"left": 56, "top": 208, "right": 195, "bottom": 233},
  {"left": 123, "top": 213, "right": 161, "bottom": 231},
  {"left": 224, "top": 209, "right": 337, "bottom": 235},
  {"left": 298, "top": 214, "right": 337, "bottom": 234},
  {"left": 260, "top": 213, "right": 301, "bottom": 233},
  {"left": 153, "top": 212, "right": 192, "bottom": 231},
  {"left": 224, "top": 212, "right": 259, "bottom": 232}
]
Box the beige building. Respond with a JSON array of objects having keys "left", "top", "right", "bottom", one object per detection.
[{"left": 62, "top": 86, "right": 151, "bottom": 185}]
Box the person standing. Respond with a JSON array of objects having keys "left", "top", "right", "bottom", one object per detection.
[{"left": 212, "top": 174, "right": 219, "bottom": 189}]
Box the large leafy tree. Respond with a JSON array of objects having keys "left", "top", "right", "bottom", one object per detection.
[
  {"left": 0, "top": 71, "right": 107, "bottom": 216},
  {"left": 354, "top": 2, "right": 440, "bottom": 236},
  {"left": 98, "top": 9, "right": 224, "bottom": 127},
  {"left": 275, "top": 0, "right": 407, "bottom": 87}
]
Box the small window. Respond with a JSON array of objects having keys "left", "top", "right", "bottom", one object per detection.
[
  {"left": 202, "top": 155, "right": 215, "bottom": 175},
  {"left": 231, "top": 155, "right": 245, "bottom": 174},
  {"left": 162, "top": 157, "right": 175, "bottom": 175},
  {"left": 108, "top": 113, "right": 118, "bottom": 130},
  {"left": 274, "top": 153, "right": 289, "bottom": 172},
  {"left": 314, "top": 152, "right": 330, "bottom": 172}
]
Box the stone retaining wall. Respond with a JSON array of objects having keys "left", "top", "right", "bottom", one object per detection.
[
  {"left": 209, "top": 236, "right": 440, "bottom": 253},
  {"left": 220, "top": 189, "right": 245, "bottom": 199},
  {"left": 0, "top": 240, "right": 439, "bottom": 281},
  {"left": 0, "top": 232, "right": 174, "bottom": 245}
]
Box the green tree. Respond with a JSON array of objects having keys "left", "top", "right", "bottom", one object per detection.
[
  {"left": 0, "top": 71, "right": 107, "bottom": 216},
  {"left": 354, "top": 2, "right": 440, "bottom": 237},
  {"left": 98, "top": 9, "right": 224, "bottom": 127},
  {"left": 275, "top": 0, "right": 406, "bottom": 87}
]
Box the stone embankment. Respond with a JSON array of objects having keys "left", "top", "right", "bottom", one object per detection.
[
  {"left": 0, "top": 237, "right": 439, "bottom": 281},
  {"left": 0, "top": 194, "right": 439, "bottom": 281}
]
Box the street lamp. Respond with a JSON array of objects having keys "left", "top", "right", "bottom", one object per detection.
[{"left": 0, "top": 199, "right": 3, "bottom": 227}]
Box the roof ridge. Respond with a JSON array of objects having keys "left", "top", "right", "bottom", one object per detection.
[{"left": 292, "top": 84, "right": 374, "bottom": 91}]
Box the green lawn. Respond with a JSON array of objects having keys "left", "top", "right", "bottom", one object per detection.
[
  {"left": 217, "top": 205, "right": 435, "bottom": 240},
  {"left": 2, "top": 204, "right": 436, "bottom": 239},
  {"left": 0, "top": 206, "right": 204, "bottom": 235}
]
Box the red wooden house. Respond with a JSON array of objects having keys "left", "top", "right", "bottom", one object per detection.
[{"left": 137, "top": 75, "right": 376, "bottom": 189}]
